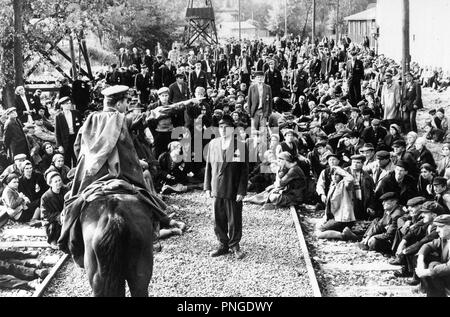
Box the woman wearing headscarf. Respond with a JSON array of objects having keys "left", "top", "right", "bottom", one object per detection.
[
  {"left": 244, "top": 152, "right": 307, "bottom": 208},
  {"left": 1, "top": 173, "right": 40, "bottom": 224},
  {"left": 405, "top": 131, "right": 419, "bottom": 160},
  {"left": 44, "top": 153, "right": 71, "bottom": 187},
  {"left": 383, "top": 123, "right": 402, "bottom": 152}
]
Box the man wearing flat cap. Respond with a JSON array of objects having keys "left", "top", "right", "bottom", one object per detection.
[
  {"left": 3, "top": 107, "right": 30, "bottom": 161},
  {"left": 204, "top": 115, "right": 249, "bottom": 260},
  {"left": 290, "top": 60, "right": 309, "bottom": 104},
  {"left": 135, "top": 64, "right": 151, "bottom": 105},
  {"left": 381, "top": 69, "right": 401, "bottom": 126},
  {"left": 416, "top": 214, "right": 450, "bottom": 296},
  {"left": 55, "top": 96, "right": 82, "bottom": 168},
  {"left": 402, "top": 71, "right": 423, "bottom": 133},
  {"left": 248, "top": 71, "right": 273, "bottom": 132},
  {"left": 433, "top": 177, "right": 450, "bottom": 214},
  {"left": 372, "top": 160, "right": 418, "bottom": 217},
  {"left": 345, "top": 154, "right": 375, "bottom": 220},
  {"left": 347, "top": 107, "right": 364, "bottom": 135},
  {"left": 391, "top": 138, "right": 419, "bottom": 180},
  {"left": 359, "top": 192, "right": 404, "bottom": 254},
  {"left": 361, "top": 119, "right": 387, "bottom": 151},
  {"left": 371, "top": 150, "right": 395, "bottom": 188},
  {"left": 389, "top": 196, "right": 428, "bottom": 268}
]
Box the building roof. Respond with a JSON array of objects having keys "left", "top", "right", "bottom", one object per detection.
[{"left": 344, "top": 7, "right": 376, "bottom": 21}]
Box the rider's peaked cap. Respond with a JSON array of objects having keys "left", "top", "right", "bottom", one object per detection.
[{"left": 101, "top": 85, "right": 129, "bottom": 101}]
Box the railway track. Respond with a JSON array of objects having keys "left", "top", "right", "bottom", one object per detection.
[
  {"left": 4, "top": 193, "right": 423, "bottom": 298},
  {"left": 291, "top": 205, "right": 425, "bottom": 297},
  {"left": 0, "top": 223, "right": 68, "bottom": 297}
]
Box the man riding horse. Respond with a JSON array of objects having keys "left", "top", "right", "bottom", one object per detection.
[{"left": 57, "top": 85, "right": 177, "bottom": 296}]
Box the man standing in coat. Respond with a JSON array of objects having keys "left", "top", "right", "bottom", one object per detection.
[
  {"left": 55, "top": 97, "right": 82, "bottom": 168},
  {"left": 346, "top": 48, "right": 364, "bottom": 106},
  {"left": 402, "top": 71, "right": 423, "bottom": 133},
  {"left": 381, "top": 70, "right": 401, "bottom": 126},
  {"left": 247, "top": 71, "right": 273, "bottom": 132},
  {"left": 189, "top": 61, "right": 208, "bottom": 96},
  {"left": 264, "top": 59, "right": 283, "bottom": 98},
  {"left": 290, "top": 59, "right": 309, "bottom": 104},
  {"left": 215, "top": 54, "right": 228, "bottom": 90},
  {"left": 204, "top": 115, "right": 249, "bottom": 260},
  {"left": 3, "top": 107, "right": 30, "bottom": 160},
  {"left": 14, "top": 86, "right": 36, "bottom": 124},
  {"left": 416, "top": 214, "right": 450, "bottom": 297}
]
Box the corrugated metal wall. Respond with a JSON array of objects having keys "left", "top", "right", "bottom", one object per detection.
[
  {"left": 347, "top": 20, "right": 377, "bottom": 48},
  {"left": 377, "top": 0, "right": 450, "bottom": 71}
]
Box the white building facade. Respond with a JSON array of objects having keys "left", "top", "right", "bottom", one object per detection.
[{"left": 377, "top": 0, "right": 450, "bottom": 71}]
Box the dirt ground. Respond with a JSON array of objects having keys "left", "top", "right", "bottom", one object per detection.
[{"left": 416, "top": 87, "right": 450, "bottom": 160}]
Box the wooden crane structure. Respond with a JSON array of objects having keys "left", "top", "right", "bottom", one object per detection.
[{"left": 184, "top": 0, "right": 218, "bottom": 47}]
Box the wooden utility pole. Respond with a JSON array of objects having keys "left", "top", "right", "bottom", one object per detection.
[
  {"left": 336, "top": 0, "right": 340, "bottom": 44},
  {"left": 238, "top": 0, "right": 241, "bottom": 42},
  {"left": 68, "top": 32, "right": 78, "bottom": 80},
  {"left": 13, "top": 0, "right": 24, "bottom": 87},
  {"left": 312, "top": 0, "right": 316, "bottom": 45},
  {"left": 402, "top": 0, "right": 410, "bottom": 84},
  {"left": 284, "top": 0, "right": 288, "bottom": 38}
]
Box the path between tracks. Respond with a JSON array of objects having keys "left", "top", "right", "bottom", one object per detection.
[{"left": 43, "top": 191, "right": 314, "bottom": 297}]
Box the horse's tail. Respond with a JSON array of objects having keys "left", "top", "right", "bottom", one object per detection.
[{"left": 94, "top": 210, "right": 127, "bottom": 296}]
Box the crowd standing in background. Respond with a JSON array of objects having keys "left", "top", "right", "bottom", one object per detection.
[{"left": 0, "top": 34, "right": 450, "bottom": 296}]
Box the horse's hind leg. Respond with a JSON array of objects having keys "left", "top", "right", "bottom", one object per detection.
[
  {"left": 85, "top": 212, "right": 126, "bottom": 297},
  {"left": 126, "top": 242, "right": 153, "bottom": 297}
]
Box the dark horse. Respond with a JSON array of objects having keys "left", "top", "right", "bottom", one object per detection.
[{"left": 74, "top": 194, "right": 154, "bottom": 297}]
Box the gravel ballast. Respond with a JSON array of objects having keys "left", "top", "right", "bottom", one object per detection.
[{"left": 43, "top": 190, "right": 313, "bottom": 297}]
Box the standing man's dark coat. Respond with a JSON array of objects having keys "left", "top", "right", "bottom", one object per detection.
[
  {"left": 55, "top": 104, "right": 83, "bottom": 167},
  {"left": 4, "top": 117, "right": 30, "bottom": 160}
]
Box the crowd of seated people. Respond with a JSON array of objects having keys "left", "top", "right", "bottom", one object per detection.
[{"left": 0, "top": 35, "right": 450, "bottom": 296}]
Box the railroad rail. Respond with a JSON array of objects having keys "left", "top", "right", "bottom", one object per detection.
[
  {"left": 0, "top": 224, "right": 68, "bottom": 297},
  {"left": 292, "top": 205, "right": 425, "bottom": 297}
]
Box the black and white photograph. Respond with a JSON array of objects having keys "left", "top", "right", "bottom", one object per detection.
[{"left": 0, "top": 0, "right": 449, "bottom": 303}]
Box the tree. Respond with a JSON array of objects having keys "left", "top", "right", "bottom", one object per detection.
[{"left": 265, "top": 2, "right": 284, "bottom": 35}]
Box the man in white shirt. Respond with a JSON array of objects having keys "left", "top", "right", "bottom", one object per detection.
[
  {"left": 14, "top": 86, "right": 35, "bottom": 124},
  {"left": 55, "top": 97, "right": 82, "bottom": 167}
]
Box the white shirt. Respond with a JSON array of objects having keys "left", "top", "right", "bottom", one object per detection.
[
  {"left": 21, "top": 95, "right": 33, "bottom": 123},
  {"left": 258, "top": 84, "right": 264, "bottom": 110},
  {"left": 63, "top": 110, "right": 74, "bottom": 135}
]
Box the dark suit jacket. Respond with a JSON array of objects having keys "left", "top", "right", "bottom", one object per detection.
[
  {"left": 204, "top": 137, "right": 249, "bottom": 200},
  {"left": 238, "top": 56, "right": 253, "bottom": 75},
  {"left": 215, "top": 60, "right": 228, "bottom": 78},
  {"left": 3, "top": 118, "right": 29, "bottom": 159},
  {"left": 361, "top": 126, "right": 388, "bottom": 150},
  {"left": 55, "top": 110, "right": 83, "bottom": 150},
  {"left": 189, "top": 70, "right": 208, "bottom": 95},
  {"left": 15, "top": 94, "right": 37, "bottom": 123},
  {"left": 347, "top": 116, "right": 364, "bottom": 134},
  {"left": 290, "top": 69, "right": 309, "bottom": 95},
  {"left": 247, "top": 83, "right": 273, "bottom": 118},
  {"left": 168, "top": 82, "right": 189, "bottom": 104},
  {"left": 346, "top": 59, "right": 364, "bottom": 83},
  {"left": 402, "top": 81, "right": 423, "bottom": 110},
  {"left": 264, "top": 69, "right": 283, "bottom": 97}
]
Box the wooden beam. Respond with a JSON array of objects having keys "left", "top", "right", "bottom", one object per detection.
[
  {"left": 32, "top": 254, "right": 69, "bottom": 297},
  {"left": 54, "top": 47, "right": 90, "bottom": 78},
  {"left": 41, "top": 53, "right": 72, "bottom": 81},
  {"left": 0, "top": 241, "right": 54, "bottom": 248},
  {"left": 322, "top": 263, "right": 402, "bottom": 272},
  {"left": 2, "top": 228, "right": 47, "bottom": 237}
]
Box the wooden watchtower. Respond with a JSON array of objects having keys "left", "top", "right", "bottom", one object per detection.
[{"left": 184, "top": 0, "right": 218, "bottom": 47}]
